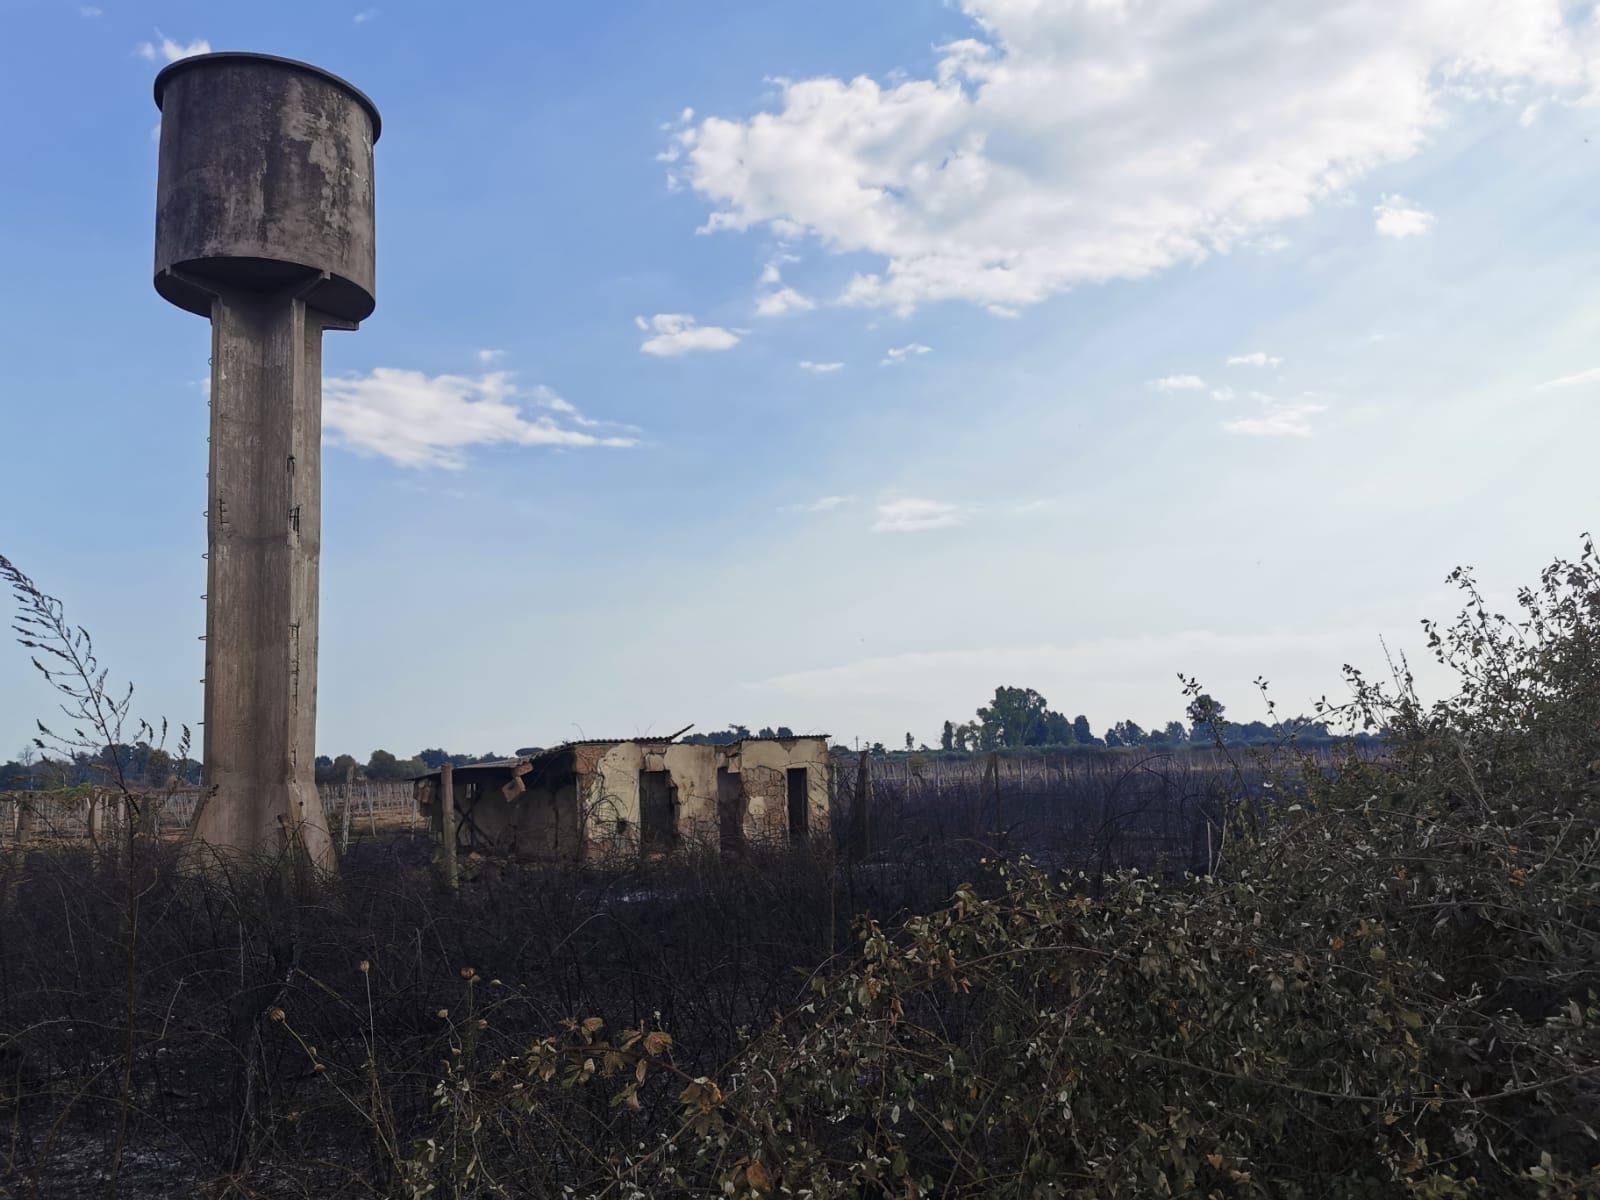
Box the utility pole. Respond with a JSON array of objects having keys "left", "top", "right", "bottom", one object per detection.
[{"left": 153, "top": 54, "right": 380, "bottom": 871}]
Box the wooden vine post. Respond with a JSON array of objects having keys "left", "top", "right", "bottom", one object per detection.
[{"left": 439, "top": 761, "right": 458, "bottom": 891}]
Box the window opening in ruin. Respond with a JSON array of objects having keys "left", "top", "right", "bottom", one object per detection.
[
  {"left": 717, "top": 767, "right": 746, "bottom": 853},
  {"left": 786, "top": 767, "right": 809, "bottom": 840},
  {"left": 639, "top": 769, "right": 677, "bottom": 851}
]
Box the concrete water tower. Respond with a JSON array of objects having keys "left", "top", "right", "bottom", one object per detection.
[{"left": 153, "top": 53, "right": 380, "bottom": 870}]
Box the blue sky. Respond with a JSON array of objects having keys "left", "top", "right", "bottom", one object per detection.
[{"left": 2, "top": 0, "right": 1598, "bottom": 759}]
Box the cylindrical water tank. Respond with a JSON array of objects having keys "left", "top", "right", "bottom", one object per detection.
[{"left": 153, "top": 52, "right": 380, "bottom": 322}]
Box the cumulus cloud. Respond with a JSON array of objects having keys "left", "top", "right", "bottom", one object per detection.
[
  {"left": 871, "top": 497, "right": 966, "bottom": 533},
  {"left": 881, "top": 342, "right": 932, "bottom": 366},
  {"left": 1374, "top": 194, "right": 1436, "bottom": 238},
  {"left": 135, "top": 33, "right": 211, "bottom": 62},
  {"left": 635, "top": 313, "right": 740, "bottom": 356},
  {"left": 476, "top": 348, "right": 506, "bottom": 364},
  {"left": 760, "top": 253, "right": 801, "bottom": 285},
  {"left": 353, "top": 8, "right": 379, "bottom": 23},
  {"left": 1151, "top": 374, "right": 1206, "bottom": 391},
  {"left": 1536, "top": 366, "right": 1600, "bottom": 390},
  {"left": 666, "top": 0, "right": 1598, "bottom": 313},
  {"left": 755, "top": 256, "right": 815, "bottom": 317},
  {"left": 1227, "top": 352, "right": 1282, "bottom": 368},
  {"left": 323, "top": 369, "right": 635, "bottom": 469},
  {"left": 755, "top": 286, "right": 816, "bottom": 317},
  {"left": 527, "top": 384, "right": 634, "bottom": 431},
  {"left": 798, "top": 360, "right": 844, "bottom": 373},
  {"left": 1221, "top": 398, "right": 1326, "bottom": 437}
]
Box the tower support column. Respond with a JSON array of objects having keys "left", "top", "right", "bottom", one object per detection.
[{"left": 196, "top": 283, "right": 340, "bottom": 869}]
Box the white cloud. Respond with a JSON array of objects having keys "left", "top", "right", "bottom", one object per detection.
[
  {"left": 353, "top": 8, "right": 379, "bottom": 23},
  {"left": 1151, "top": 374, "right": 1205, "bottom": 391},
  {"left": 786, "top": 494, "right": 854, "bottom": 513},
  {"left": 80, "top": 6, "right": 103, "bottom": 17},
  {"left": 755, "top": 286, "right": 816, "bottom": 317},
  {"left": 755, "top": 255, "right": 814, "bottom": 317},
  {"left": 1536, "top": 366, "right": 1600, "bottom": 390},
  {"left": 667, "top": 0, "right": 1598, "bottom": 313},
  {"left": 881, "top": 342, "right": 932, "bottom": 366},
  {"left": 1374, "top": 194, "right": 1436, "bottom": 238},
  {"left": 476, "top": 348, "right": 506, "bottom": 364},
  {"left": 1210, "top": 386, "right": 1237, "bottom": 402},
  {"left": 1227, "top": 352, "right": 1282, "bottom": 368},
  {"left": 135, "top": 33, "right": 211, "bottom": 62},
  {"left": 1221, "top": 398, "right": 1326, "bottom": 437},
  {"left": 323, "top": 369, "right": 635, "bottom": 469},
  {"left": 759, "top": 253, "right": 800, "bottom": 285},
  {"left": 871, "top": 497, "right": 965, "bottom": 532},
  {"left": 527, "top": 384, "right": 634, "bottom": 431},
  {"left": 798, "top": 360, "right": 844, "bottom": 373},
  {"left": 635, "top": 313, "right": 740, "bottom": 356}
]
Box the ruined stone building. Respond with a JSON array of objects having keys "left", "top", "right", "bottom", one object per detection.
[{"left": 412, "top": 735, "right": 832, "bottom": 861}]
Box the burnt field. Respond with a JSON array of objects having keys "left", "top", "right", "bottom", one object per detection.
[{"left": 0, "top": 744, "right": 1285, "bottom": 1198}]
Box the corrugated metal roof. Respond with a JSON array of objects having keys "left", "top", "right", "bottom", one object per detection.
[
  {"left": 566, "top": 736, "right": 675, "bottom": 746},
  {"left": 408, "top": 757, "right": 525, "bottom": 782}
]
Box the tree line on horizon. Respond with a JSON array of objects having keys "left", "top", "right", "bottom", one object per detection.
[
  {"left": 0, "top": 689, "right": 1377, "bottom": 793},
  {"left": 921, "top": 684, "right": 1374, "bottom": 755}
]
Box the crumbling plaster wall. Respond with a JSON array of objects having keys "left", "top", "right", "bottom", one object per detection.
[
  {"left": 416, "top": 737, "right": 836, "bottom": 864},
  {"left": 581, "top": 743, "right": 721, "bottom": 856},
  {"left": 725, "top": 738, "right": 832, "bottom": 842},
  {"left": 580, "top": 738, "right": 832, "bottom": 854}
]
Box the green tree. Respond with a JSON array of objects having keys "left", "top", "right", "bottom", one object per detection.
[
  {"left": 940, "top": 720, "right": 955, "bottom": 751},
  {"left": 976, "top": 686, "right": 1052, "bottom": 748},
  {"left": 1114, "top": 719, "right": 1146, "bottom": 746},
  {"left": 365, "top": 749, "right": 405, "bottom": 780},
  {"left": 1041, "top": 710, "right": 1074, "bottom": 745},
  {"left": 1072, "top": 714, "right": 1097, "bottom": 746},
  {"left": 1187, "top": 693, "right": 1226, "bottom": 742},
  {"left": 144, "top": 747, "right": 172, "bottom": 787}
]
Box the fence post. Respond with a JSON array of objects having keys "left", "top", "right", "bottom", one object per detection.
[
  {"left": 338, "top": 764, "right": 354, "bottom": 856},
  {"left": 439, "top": 762, "right": 458, "bottom": 891},
  {"left": 848, "top": 750, "right": 872, "bottom": 862},
  {"left": 982, "top": 753, "right": 1000, "bottom": 841}
]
